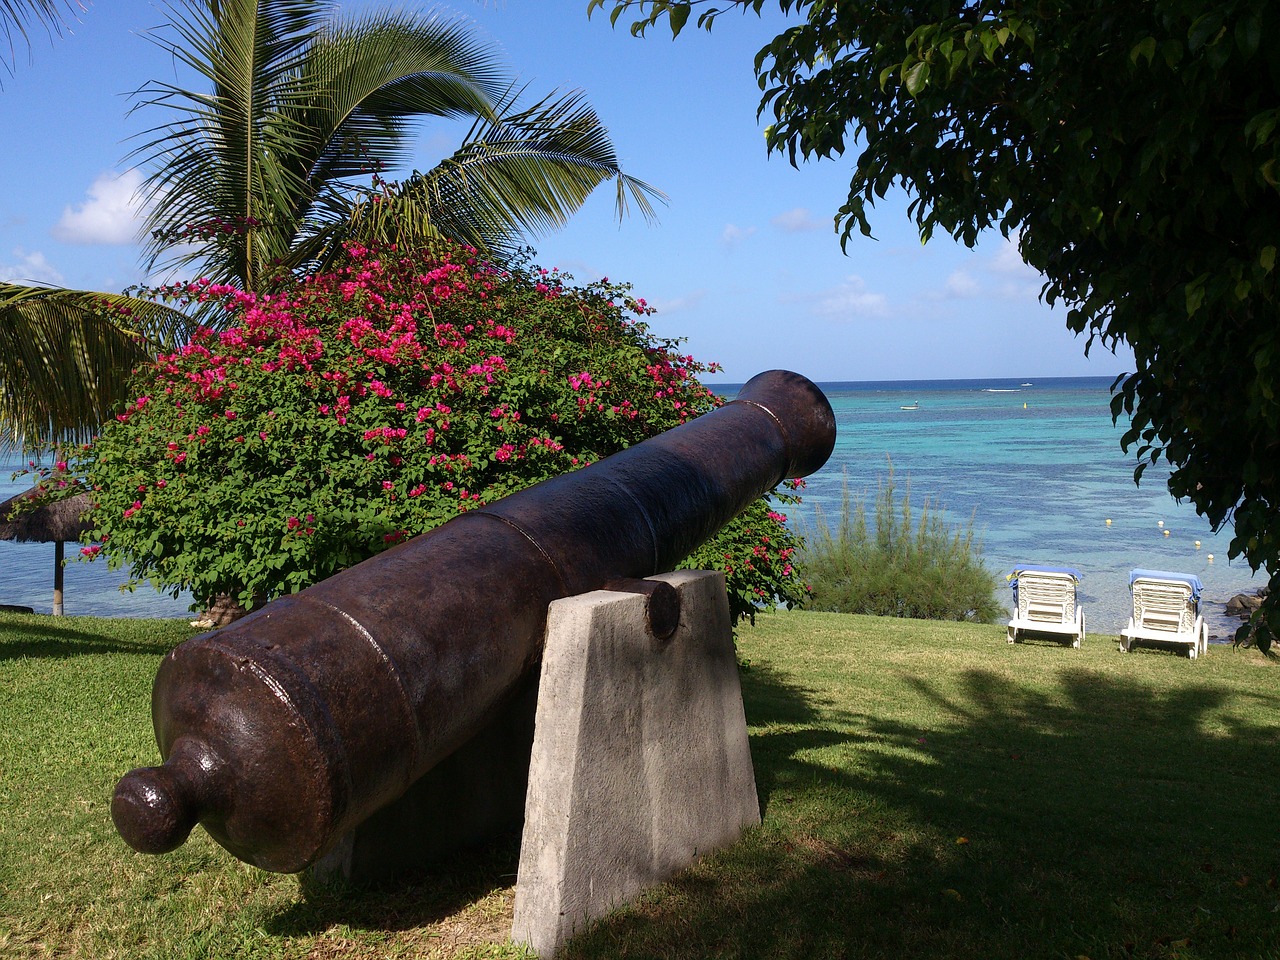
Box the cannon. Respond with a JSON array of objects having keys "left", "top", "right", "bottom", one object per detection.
[{"left": 111, "top": 370, "right": 836, "bottom": 873}]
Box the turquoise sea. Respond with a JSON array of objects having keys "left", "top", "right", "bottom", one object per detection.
[
  {"left": 786, "top": 376, "right": 1263, "bottom": 641},
  {"left": 0, "top": 376, "right": 1265, "bottom": 635}
]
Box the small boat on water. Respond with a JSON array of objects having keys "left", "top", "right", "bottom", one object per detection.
[{"left": 899, "top": 401, "right": 920, "bottom": 411}]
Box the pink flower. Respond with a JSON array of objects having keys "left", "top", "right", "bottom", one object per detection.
[
  {"left": 382, "top": 480, "right": 394, "bottom": 490},
  {"left": 80, "top": 545, "right": 102, "bottom": 558}
]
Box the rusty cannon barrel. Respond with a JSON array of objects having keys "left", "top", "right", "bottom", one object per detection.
[{"left": 111, "top": 369, "right": 835, "bottom": 873}]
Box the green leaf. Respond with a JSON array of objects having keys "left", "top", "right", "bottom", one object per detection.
[
  {"left": 1244, "top": 110, "right": 1277, "bottom": 147},
  {"left": 1160, "top": 38, "right": 1183, "bottom": 67},
  {"left": 1260, "top": 246, "right": 1276, "bottom": 273},
  {"left": 1185, "top": 277, "right": 1207, "bottom": 316},
  {"left": 1187, "top": 12, "right": 1224, "bottom": 52},
  {"left": 1235, "top": 14, "right": 1262, "bottom": 59},
  {"left": 979, "top": 29, "right": 1000, "bottom": 61},
  {"left": 668, "top": 3, "right": 689, "bottom": 37},
  {"left": 903, "top": 60, "right": 929, "bottom": 96},
  {"left": 1129, "top": 36, "right": 1157, "bottom": 66}
]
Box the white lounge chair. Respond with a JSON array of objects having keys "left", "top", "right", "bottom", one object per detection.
[
  {"left": 1005, "top": 566, "right": 1085, "bottom": 647},
  {"left": 1119, "top": 570, "right": 1207, "bottom": 659}
]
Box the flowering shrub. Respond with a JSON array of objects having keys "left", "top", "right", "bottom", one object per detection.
[{"left": 81, "top": 244, "right": 806, "bottom": 624}]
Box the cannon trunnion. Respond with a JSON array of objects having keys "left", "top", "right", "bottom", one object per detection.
[{"left": 111, "top": 370, "right": 836, "bottom": 872}]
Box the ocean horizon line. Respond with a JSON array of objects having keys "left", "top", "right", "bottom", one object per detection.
[{"left": 711, "top": 374, "right": 1121, "bottom": 393}]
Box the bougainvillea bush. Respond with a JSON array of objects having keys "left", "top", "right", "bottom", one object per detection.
[{"left": 80, "top": 244, "right": 805, "bottom": 624}]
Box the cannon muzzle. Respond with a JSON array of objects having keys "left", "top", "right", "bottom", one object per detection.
[{"left": 112, "top": 370, "right": 835, "bottom": 871}]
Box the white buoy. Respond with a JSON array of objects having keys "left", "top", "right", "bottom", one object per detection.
[
  {"left": 1195, "top": 540, "right": 1202, "bottom": 549},
  {"left": 1208, "top": 554, "right": 1215, "bottom": 563},
  {"left": 1158, "top": 520, "right": 1165, "bottom": 528},
  {"left": 1164, "top": 529, "right": 1170, "bottom": 537},
  {"left": 1105, "top": 518, "right": 1112, "bottom": 526}
]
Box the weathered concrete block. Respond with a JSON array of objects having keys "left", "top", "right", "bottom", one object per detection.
[{"left": 511, "top": 570, "right": 760, "bottom": 957}]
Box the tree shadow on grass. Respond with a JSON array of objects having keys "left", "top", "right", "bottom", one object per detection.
[
  {"left": 555, "top": 662, "right": 1280, "bottom": 960},
  {"left": 0, "top": 615, "right": 185, "bottom": 660},
  {"left": 738, "top": 656, "right": 823, "bottom": 727}
]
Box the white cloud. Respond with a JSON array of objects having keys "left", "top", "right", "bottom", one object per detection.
[
  {"left": 771, "top": 207, "right": 823, "bottom": 233},
  {"left": 720, "top": 223, "right": 756, "bottom": 248},
  {"left": 52, "top": 169, "right": 148, "bottom": 246},
  {"left": 984, "top": 233, "right": 1045, "bottom": 299},
  {"left": 944, "top": 269, "right": 981, "bottom": 299},
  {"left": 0, "top": 248, "right": 64, "bottom": 285},
  {"left": 808, "top": 274, "right": 889, "bottom": 319},
  {"left": 990, "top": 234, "right": 1029, "bottom": 274}
]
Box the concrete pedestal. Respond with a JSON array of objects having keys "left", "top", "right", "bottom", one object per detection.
[{"left": 511, "top": 570, "right": 760, "bottom": 958}]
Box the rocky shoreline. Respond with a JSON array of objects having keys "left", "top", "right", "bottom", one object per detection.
[{"left": 1222, "top": 586, "right": 1269, "bottom": 645}]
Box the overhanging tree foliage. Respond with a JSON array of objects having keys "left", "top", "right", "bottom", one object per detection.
[{"left": 595, "top": 0, "right": 1280, "bottom": 647}]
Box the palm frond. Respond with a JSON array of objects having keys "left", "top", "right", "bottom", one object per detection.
[
  {"left": 130, "top": 0, "right": 333, "bottom": 288},
  {"left": 0, "top": 283, "right": 193, "bottom": 448},
  {"left": 338, "top": 89, "right": 667, "bottom": 259},
  {"left": 1, "top": 0, "right": 83, "bottom": 77}
]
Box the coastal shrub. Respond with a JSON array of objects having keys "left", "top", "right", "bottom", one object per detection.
[
  {"left": 76, "top": 243, "right": 804, "bottom": 625},
  {"left": 800, "top": 465, "right": 1002, "bottom": 623}
]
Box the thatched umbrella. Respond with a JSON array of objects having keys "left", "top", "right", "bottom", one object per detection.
[{"left": 0, "top": 489, "right": 93, "bottom": 615}]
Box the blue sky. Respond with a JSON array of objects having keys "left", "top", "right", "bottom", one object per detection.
[{"left": 1, "top": 0, "right": 1132, "bottom": 384}]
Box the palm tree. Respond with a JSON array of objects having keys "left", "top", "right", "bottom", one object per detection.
[
  {"left": 131, "top": 0, "right": 661, "bottom": 290},
  {"left": 1, "top": 0, "right": 661, "bottom": 449}
]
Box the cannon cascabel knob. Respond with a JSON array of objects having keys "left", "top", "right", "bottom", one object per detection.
[{"left": 112, "top": 738, "right": 218, "bottom": 854}]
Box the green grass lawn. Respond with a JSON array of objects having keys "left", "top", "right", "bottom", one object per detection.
[{"left": 2, "top": 610, "right": 1279, "bottom": 959}]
